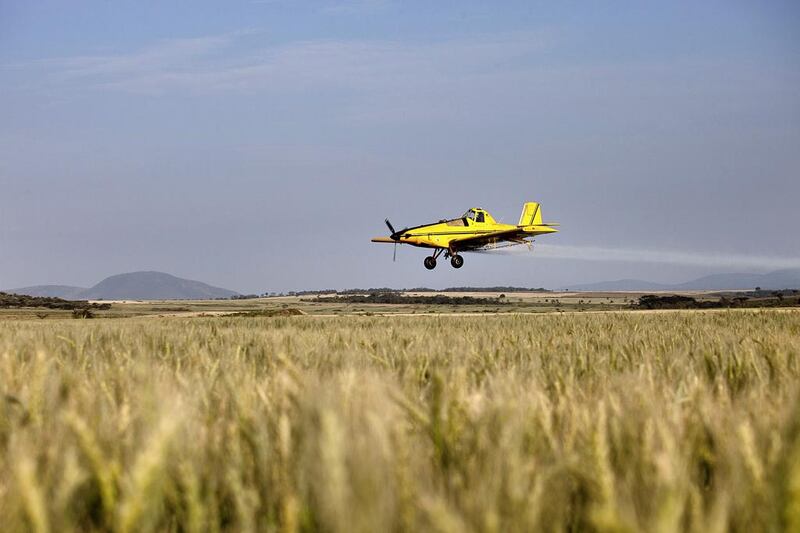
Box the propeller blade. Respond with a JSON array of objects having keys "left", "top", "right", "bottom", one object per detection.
[
  {"left": 393, "top": 242, "right": 397, "bottom": 262},
  {"left": 385, "top": 219, "right": 396, "bottom": 235}
]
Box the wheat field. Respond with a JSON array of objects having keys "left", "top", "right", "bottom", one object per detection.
[{"left": 1, "top": 310, "right": 799, "bottom": 532}]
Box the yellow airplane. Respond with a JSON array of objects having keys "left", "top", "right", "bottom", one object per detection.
[{"left": 372, "top": 202, "right": 558, "bottom": 269}]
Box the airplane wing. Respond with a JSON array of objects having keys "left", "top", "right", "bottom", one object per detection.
[{"left": 449, "top": 228, "right": 528, "bottom": 251}]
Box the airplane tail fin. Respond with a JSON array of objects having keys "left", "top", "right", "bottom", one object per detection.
[{"left": 518, "top": 202, "right": 543, "bottom": 226}]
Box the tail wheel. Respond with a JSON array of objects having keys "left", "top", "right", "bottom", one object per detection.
[
  {"left": 450, "top": 255, "right": 464, "bottom": 269},
  {"left": 424, "top": 256, "right": 437, "bottom": 270}
]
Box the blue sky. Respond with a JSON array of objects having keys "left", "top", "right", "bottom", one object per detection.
[{"left": 2, "top": 1, "right": 799, "bottom": 292}]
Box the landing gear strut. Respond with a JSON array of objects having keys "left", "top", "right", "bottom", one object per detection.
[{"left": 424, "top": 249, "right": 445, "bottom": 270}]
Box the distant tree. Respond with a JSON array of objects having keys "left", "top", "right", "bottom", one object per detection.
[{"left": 755, "top": 286, "right": 761, "bottom": 291}]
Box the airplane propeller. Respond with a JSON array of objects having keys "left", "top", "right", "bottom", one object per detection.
[
  {"left": 385, "top": 218, "right": 406, "bottom": 261},
  {"left": 385, "top": 219, "right": 398, "bottom": 239}
]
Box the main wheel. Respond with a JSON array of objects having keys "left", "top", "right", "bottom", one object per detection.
[
  {"left": 424, "top": 256, "right": 437, "bottom": 270},
  {"left": 450, "top": 255, "right": 464, "bottom": 269}
]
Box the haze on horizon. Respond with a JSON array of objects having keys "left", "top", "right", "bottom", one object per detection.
[{"left": 2, "top": 1, "right": 799, "bottom": 294}]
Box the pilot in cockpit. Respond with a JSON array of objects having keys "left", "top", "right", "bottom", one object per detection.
[{"left": 464, "top": 209, "right": 485, "bottom": 223}]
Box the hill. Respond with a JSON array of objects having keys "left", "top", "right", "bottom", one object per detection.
[
  {"left": 7, "top": 271, "right": 239, "bottom": 300},
  {"left": 567, "top": 268, "right": 800, "bottom": 291},
  {"left": 5, "top": 284, "right": 87, "bottom": 299}
]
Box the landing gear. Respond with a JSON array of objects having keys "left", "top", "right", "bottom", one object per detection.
[
  {"left": 450, "top": 255, "right": 464, "bottom": 269},
  {"left": 424, "top": 249, "right": 446, "bottom": 270}
]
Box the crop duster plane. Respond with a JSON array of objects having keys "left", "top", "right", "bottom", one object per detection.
[{"left": 372, "top": 202, "right": 558, "bottom": 270}]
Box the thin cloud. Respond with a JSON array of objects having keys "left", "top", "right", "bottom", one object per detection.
[
  {"left": 12, "top": 27, "right": 790, "bottom": 138},
  {"left": 17, "top": 30, "right": 556, "bottom": 95},
  {"left": 41, "top": 35, "right": 233, "bottom": 77},
  {"left": 9, "top": 29, "right": 261, "bottom": 93}
]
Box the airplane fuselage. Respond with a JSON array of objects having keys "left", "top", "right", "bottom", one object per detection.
[{"left": 372, "top": 205, "right": 558, "bottom": 270}]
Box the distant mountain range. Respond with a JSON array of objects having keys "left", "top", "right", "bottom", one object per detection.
[
  {"left": 10, "top": 285, "right": 88, "bottom": 299},
  {"left": 9, "top": 268, "right": 800, "bottom": 300},
  {"left": 565, "top": 268, "right": 800, "bottom": 291},
  {"left": 8, "top": 271, "right": 239, "bottom": 300}
]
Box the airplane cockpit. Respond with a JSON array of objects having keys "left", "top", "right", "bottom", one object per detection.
[
  {"left": 463, "top": 208, "right": 486, "bottom": 223},
  {"left": 445, "top": 208, "right": 491, "bottom": 226}
]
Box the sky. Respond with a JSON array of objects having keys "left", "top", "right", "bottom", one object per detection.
[{"left": 1, "top": 0, "right": 799, "bottom": 293}]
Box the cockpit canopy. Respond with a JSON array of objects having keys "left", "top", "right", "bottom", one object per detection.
[
  {"left": 463, "top": 208, "right": 488, "bottom": 223},
  {"left": 445, "top": 208, "right": 495, "bottom": 226}
]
